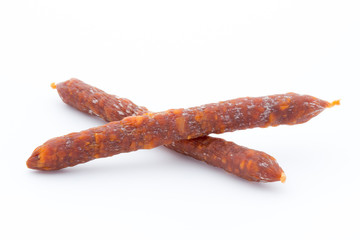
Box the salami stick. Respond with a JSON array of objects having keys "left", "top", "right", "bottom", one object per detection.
[
  {"left": 27, "top": 81, "right": 339, "bottom": 172},
  {"left": 51, "top": 79, "right": 285, "bottom": 182}
]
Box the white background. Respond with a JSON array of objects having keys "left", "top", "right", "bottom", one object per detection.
[{"left": 0, "top": 1, "right": 359, "bottom": 239}]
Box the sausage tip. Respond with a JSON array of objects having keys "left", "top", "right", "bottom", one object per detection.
[
  {"left": 27, "top": 147, "right": 42, "bottom": 170},
  {"left": 327, "top": 99, "right": 340, "bottom": 108},
  {"left": 280, "top": 172, "right": 286, "bottom": 183}
]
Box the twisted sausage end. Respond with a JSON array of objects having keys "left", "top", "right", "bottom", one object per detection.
[
  {"left": 280, "top": 172, "right": 286, "bottom": 183},
  {"left": 327, "top": 99, "right": 340, "bottom": 108}
]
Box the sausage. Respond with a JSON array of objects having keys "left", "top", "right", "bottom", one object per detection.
[
  {"left": 52, "top": 79, "right": 285, "bottom": 182},
  {"left": 52, "top": 80, "right": 148, "bottom": 121},
  {"left": 166, "top": 137, "right": 283, "bottom": 182},
  {"left": 27, "top": 79, "right": 338, "bottom": 172}
]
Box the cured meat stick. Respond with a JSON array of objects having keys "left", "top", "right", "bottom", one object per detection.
[
  {"left": 27, "top": 82, "right": 339, "bottom": 172},
  {"left": 51, "top": 79, "right": 285, "bottom": 182}
]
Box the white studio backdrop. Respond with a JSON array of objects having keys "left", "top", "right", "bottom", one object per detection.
[{"left": 0, "top": 1, "right": 359, "bottom": 240}]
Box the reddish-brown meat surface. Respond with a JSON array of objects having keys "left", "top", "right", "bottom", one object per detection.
[
  {"left": 51, "top": 79, "right": 285, "bottom": 182},
  {"left": 27, "top": 79, "right": 335, "bottom": 176}
]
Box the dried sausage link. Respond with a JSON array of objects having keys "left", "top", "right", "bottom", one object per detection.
[
  {"left": 53, "top": 79, "right": 285, "bottom": 182},
  {"left": 27, "top": 79, "right": 338, "bottom": 172},
  {"left": 54, "top": 78, "right": 148, "bottom": 121},
  {"left": 167, "top": 137, "right": 283, "bottom": 182}
]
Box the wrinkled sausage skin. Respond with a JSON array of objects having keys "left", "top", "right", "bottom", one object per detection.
[
  {"left": 51, "top": 79, "right": 285, "bottom": 182},
  {"left": 27, "top": 79, "right": 334, "bottom": 174}
]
